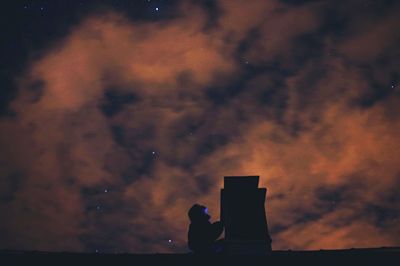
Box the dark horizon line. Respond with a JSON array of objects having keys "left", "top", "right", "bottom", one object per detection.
[{"left": 1, "top": 246, "right": 400, "bottom": 255}]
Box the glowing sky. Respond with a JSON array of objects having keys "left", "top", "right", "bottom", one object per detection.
[{"left": 0, "top": 0, "right": 399, "bottom": 253}]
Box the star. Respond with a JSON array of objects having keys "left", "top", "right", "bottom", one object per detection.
[
  {"left": 152, "top": 151, "right": 156, "bottom": 155},
  {"left": 168, "top": 239, "right": 172, "bottom": 243},
  {"left": 155, "top": 7, "right": 159, "bottom": 11},
  {"left": 104, "top": 189, "right": 108, "bottom": 193}
]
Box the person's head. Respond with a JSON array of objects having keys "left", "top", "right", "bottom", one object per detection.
[{"left": 188, "top": 204, "right": 211, "bottom": 222}]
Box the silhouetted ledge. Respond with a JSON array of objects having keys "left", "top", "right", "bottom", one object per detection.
[{"left": 1, "top": 248, "right": 400, "bottom": 265}]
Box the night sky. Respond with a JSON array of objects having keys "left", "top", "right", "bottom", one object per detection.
[{"left": 1, "top": 0, "right": 400, "bottom": 253}]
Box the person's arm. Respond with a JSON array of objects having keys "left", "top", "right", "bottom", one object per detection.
[{"left": 211, "top": 221, "right": 224, "bottom": 240}]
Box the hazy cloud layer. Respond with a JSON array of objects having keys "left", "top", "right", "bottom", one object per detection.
[{"left": 1, "top": 0, "right": 399, "bottom": 252}]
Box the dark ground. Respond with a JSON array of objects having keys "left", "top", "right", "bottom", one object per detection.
[{"left": 1, "top": 247, "right": 400, "bottom": 266}]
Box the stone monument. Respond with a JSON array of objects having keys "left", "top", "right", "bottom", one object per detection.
[{"left": 220, "top": 176, "right": 272, "bottom": 254}]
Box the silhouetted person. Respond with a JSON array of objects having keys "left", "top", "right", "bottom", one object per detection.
[{"left": 187, "top": 204, "right": 224, "bottom": 254}]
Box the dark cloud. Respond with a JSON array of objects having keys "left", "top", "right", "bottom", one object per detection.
[
  {"left": 100, "top": 89, "right": 139, "bottom": 117},
  {"left": 0, "top": 172, "right": 23, "bottom": 203}
]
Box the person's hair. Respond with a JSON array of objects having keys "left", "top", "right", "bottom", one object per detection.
[{"left": 188, "top": 204, "right": 207, "bottom": 221}]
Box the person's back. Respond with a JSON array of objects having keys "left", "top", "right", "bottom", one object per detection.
[{"left": 187, "top": 204, "right": 224, "bottom": 254}]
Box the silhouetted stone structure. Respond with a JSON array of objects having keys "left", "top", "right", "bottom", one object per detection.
[{"left": 221, "top": 176, "right": 272, "bottom": 254}]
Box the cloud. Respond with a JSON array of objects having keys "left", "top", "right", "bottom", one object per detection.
[{"left": 0, "top": 0, "right": 399, "bottom": 252}]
